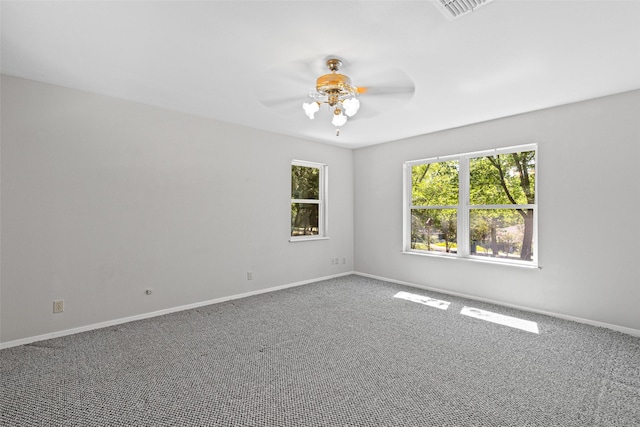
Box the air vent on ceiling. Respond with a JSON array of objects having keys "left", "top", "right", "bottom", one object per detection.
[{"left": 435, "top": 0, "right": 494, "bottom": 19}]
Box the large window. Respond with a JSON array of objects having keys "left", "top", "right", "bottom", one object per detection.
[
  {"left": 404, "top": 145, "right": 537, "bottom": 266},
  {"left": 291, "top": 160, "right": 327, "bottom": 241}
]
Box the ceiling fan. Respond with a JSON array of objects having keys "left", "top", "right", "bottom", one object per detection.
[{"left": 257, "top": 57, "right": 415, "bottom": 136}]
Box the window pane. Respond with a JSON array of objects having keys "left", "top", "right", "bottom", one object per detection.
[
  {"left": 411, "top": 209, "right": 457, "bottom": 253},
  {"left": 291, "top": 203, "right": 319, "bottom": 236},
  {"left": 470, "top": 208, "right": 534, "bottom": 261},
  {"left": 291, "top": 165, "right": 319, "bottom": 200},
  {"left": 469, "top": 150, "right": 535, "bottom": 205},
  {"left": 411, "top": 161, "right": 459, "bottom": 206}
]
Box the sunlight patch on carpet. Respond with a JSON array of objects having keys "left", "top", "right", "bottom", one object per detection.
[
  {"left": 393, "top": 291, "right": 450, "bottom": 310},
  {"left": 461, "top": 306, "right": 539, "bottom": 334}
]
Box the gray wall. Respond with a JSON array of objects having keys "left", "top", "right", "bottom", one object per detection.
[
  {"left": 2, "top": 75, "right": 639, "bottom": 345},
  {"left": 354, "top": 89, "right": 640, "bottom": 333},
  {"left": 1, "top": 75, "right": 354, "bottom": 344}
]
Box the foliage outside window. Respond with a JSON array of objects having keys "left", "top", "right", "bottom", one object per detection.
[
  {"left": 291, "top": 160, "right": 327, "bottom": 240},
  {"left": 405, "top": 145, "right": 537, "bottom": 266}
]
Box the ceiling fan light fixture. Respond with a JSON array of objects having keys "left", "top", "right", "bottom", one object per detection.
[{"left": 303, "top": 58, "right": 360, "bottom": 135}]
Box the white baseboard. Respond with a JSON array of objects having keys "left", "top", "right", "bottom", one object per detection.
[
  {"left": 354, "top": 272, "right": 640, "bottom": 338},
  {"left": 0, "top": 271, "right": 354, "bottom": 350}
]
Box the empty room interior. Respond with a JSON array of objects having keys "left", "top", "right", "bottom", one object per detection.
[{"left": 1, "top": 1, "right": 639, "bottom": 426}]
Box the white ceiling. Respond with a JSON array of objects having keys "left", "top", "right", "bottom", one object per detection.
[{"left": 2, "top": 1, "right": 639, "bottom": 149}]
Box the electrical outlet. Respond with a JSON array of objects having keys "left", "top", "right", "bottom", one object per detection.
[
  {"left": 53, "top": 300, "right": 64, "bottom": 313},
  {"left": 247, "top": 271, "right": 253, "bottom": 280}
]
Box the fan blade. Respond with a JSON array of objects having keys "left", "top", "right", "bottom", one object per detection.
[
  {"left": 260, "top": 95, "right": 304, "bottom": 108},
  {"left": 356, "top": 67, "right": 415, "bottom": 95},
  {"left": 348, "top": 67, "right": 415, "bottom": 120},
  {"left": 356, "top": 85, "right": 415, "bottom": 96},
  {"left": 254, "top": 57, "right": 321, "bottom": 115},
  {"left": 259, "top": 57, "right": 319, "bottom": 88},
  {"left": 257, "top": 95, "right": 308, "bottom": 118}
]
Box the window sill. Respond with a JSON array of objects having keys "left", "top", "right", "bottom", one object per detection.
[
  {"left": 401, "top": 250, "right": 540, "bottom": 269},
  {"left": 289, "top": 236, "right": 330, "bottom": 243}
]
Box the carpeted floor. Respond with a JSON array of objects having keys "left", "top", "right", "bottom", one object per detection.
[{"left": 1, "top": 275, "right": 639, "bottom": 426}]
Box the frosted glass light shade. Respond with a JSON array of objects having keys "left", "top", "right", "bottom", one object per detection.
[
  {"left": 303, "top": 102, "right": 320, "bottom": 119},
  {"left": 332, "top": 111, "right": 347, "bottom": 127},
  {"left": 343, "top": 97, "right": 360, "bottom": 117}
]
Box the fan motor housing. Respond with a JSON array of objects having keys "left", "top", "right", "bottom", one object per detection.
[{"left": 316, "top": 73, "right": 354, "bottom": 95}]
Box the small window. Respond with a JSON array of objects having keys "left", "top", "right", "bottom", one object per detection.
[
  {"left": 405, "top": 145, "right": 537, "bottom": 266},
  {"left": 291, "top": 160, "right": 327, "bottom": 241}
]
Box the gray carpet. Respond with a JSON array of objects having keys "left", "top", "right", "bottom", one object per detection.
[{"left": 1, "top": 275, "right": 639, "bottom": 426}]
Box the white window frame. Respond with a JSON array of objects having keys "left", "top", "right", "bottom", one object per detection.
[
  {"left": 290, "top": 160, "right": 328, "bottom": 242},
  {"left": 403, "top": 144, "right": 538, "bottom": 267}
]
